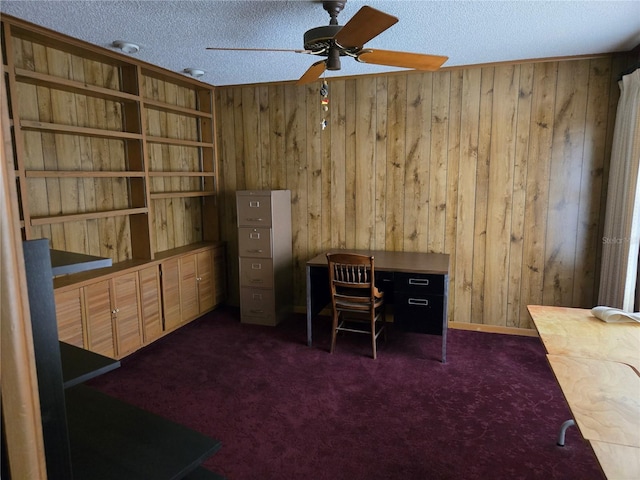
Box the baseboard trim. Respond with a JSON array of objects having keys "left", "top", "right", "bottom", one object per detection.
[{"left": 294, "top": 306, "right": 539, "bottom": 337}]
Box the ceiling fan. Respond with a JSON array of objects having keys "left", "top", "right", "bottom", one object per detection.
[{"left": 206, "top": 0, "right": 448, "bottom": 85}]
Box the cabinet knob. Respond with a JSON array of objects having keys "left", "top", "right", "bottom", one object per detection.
[{"left": 112, "top": 309, "right": 117, "bottom": 315}]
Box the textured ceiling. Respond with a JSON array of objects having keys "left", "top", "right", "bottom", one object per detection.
[{"left": 1, "top": 0, "right": 639, "bottom": 87}]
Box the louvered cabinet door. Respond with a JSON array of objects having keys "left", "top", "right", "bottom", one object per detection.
[
  {"left": 139, "top": 265, "right": 163, "bottom": 343},
  {"left": 112, "top": 272, "right": 143, "bottom": 357},
  {"left": 54, "top": 288, "right": 85, "bottom": 348},
  {"left": 197, "top": 249, "right": 214, "bottom": 313},
  {"left": 161, "top": 258, "right": 182, "bottom": 331},
  {"left": 180, "top": 253, "right": 199, "bottom": 322},
  {"left": 83, "top": 280, "right": 116, "bottom": 358}
]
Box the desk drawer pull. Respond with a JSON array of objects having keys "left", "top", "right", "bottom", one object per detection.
[
  {"left": 409, "top": 278, "right": 429, "bottom": 286},
  {"left": 408, "top": 298, "right": 429, "bottom": 306}
]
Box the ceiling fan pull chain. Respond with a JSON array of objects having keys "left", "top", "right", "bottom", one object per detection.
[{"left": 320, "top": 79, "right": 329, "bottom": 130}]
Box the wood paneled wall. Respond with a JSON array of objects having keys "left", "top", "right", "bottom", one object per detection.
[{"left": 216, "top": 56, "right": 628, "bottom": 329}]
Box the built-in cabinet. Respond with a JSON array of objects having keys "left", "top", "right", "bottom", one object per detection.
[
  {"left": 160, "top": 244, "right": 226, "bottom": 332},
  {"left": 236, "top": 190, "right": 292, "bottom": 326},
  {"left": 54, "top": 243, "right": 225, "bottom": 359}
]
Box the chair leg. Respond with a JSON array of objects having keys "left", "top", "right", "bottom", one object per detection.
[
  {"left": 330, "top": 312, "right": 339, "bottom": 354},
  {"left": 371, "top": 316, "right": 377, "bottom": 359}
]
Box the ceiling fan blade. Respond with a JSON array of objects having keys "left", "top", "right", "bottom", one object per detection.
[
  {"left": 297, "top": 60, "right": 326, "bottom": 86},
  {"left": 334, "top": 6, "right": 398, "bottom": 48},
  {"left": 357, "top": 49, "right": 448, "bottom": 71},
  {"left": 206, "top": 47, "right": 310, "bottom": 53}
]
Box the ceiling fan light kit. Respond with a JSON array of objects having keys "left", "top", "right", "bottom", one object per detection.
[{"left": 206, "top": 0, "right": 448, "bottom": 85}]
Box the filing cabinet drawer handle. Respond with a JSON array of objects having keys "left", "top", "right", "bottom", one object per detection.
[
  {"left": 250, "top": 309, "right": 264, "bottom": 314},
  {"left": 251, "top": 263, "right": 262, "bottom": 269},
  {"left": 251, "top": 279, "right": 263, "bottom": 283},
  {"left": 408, "top": 298, "right": 429, "bottom": 306},
  {"left": 245, "top": 217, "right": 263, "bottom": 222},
  {"left": 247, "top": 249, "right": 263, "bottom": 253},
  {"left": 249, "top": 201, "right": 261, "bottom": 208},
  {"left": 409, "top": 278, "right": 430, "bottom": 286},
  {"left": 249, "top": 232, "right": 261, "bottom": 239}
]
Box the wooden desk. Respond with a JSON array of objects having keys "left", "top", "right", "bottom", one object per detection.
[
  {"left": 306, "top": 250, "right": 449, "bottom": 361},
  {"left": 528, "top": 305, "right": 640, "bottom": 480}
]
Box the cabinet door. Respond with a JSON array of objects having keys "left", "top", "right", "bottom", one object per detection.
[
  {"left": 54, "top": 288, "right": 85, "bottom": 348},
  {"left": 112, "top": 272, "right": 143, "bottom": 357},
  {"left": 161, "top": 258, "right": 182, "bottom": 331},
  {"left": 213, "top": 244, "right": 227, "bottom": 306},
  {"left": 197, "top": 249, "right": 214, "bottom": 313},
  {"left": 84, "top": 280, "right": 116, "bottom": 358},
  {"left": 180, "top": 253, "right": 199, "bottom": 321},
  {"left": 139, "top": 265, "right": 163, "bottom": 343}
]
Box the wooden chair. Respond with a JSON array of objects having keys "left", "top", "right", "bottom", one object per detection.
[{"left": 326, "top": 253, "right": 386, "bottom": 359}]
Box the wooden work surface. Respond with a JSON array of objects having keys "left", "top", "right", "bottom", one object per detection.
[
  {"left": 590, "top": 441, "right": 640, "bottom": 480},
  {"left": 546, "top": 355, "right": 640, "bottom": 448},
  {"left": 528, "top": 305, "right": 640, "bottom": 479},
  {"left": 307, "top": 250, "right": 450, "bottom": 275},
  {"left": 527, "top": 305, "right": 640, "bottom": 374}
]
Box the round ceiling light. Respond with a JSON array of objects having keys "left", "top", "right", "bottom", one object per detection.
[
  {"left": 112, "top": 40, "right": 140, "bottom": 54},
  {"left": 183, "top": 68, "right": 205, "bottom": 78}
]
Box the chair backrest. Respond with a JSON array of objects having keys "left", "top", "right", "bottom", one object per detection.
[{"left": 326, "top": 253, "right": 377, "bottom": 311}]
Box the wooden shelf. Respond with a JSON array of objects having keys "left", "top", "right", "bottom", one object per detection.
[
  {"left": 143, "top": 98, "right": 213, "bottom": 119},
  {"left": 149, "top": 171, "right": 216, "bottom": 177},
  {"left": 151, "top": 191, "right": 216, "bottom": 199},
  {"left": 146, "top": 135, "right": 214, "bottom": 148},
  {"left": 20, "top": 120, "right": 142, "bottom": 140},
  {"left": 30, "top": 207, "right": 148, "bottom": 226},
  {"left": 15, "top": 68, "right": 140, "bottom": 104},
  {"left": 26, "top": 170, "right": 146, "bottom": 178}
]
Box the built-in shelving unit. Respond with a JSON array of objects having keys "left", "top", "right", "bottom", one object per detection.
[{"left": 2, "top": 15, "right": 219, "bottom": 264}]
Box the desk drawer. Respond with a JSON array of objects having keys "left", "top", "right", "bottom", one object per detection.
[
  {"left": 238, "top": 228, "right": 272, "bottom": 258},
  {"left": 394, "top": 272, "right": 444, "bottom": 295},
  {"left": 394, "top": 292, "right": 444, "bottom": 335},
  {"left": 237, "top": 194, "right": 272, "bottom": 227},
  {"left": 239, "top": 258, "right": 274, "bottom": 288}
]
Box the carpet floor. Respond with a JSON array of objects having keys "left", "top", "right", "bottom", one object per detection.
[{"left": 88, "top": 307, "right": 603, "bottom": 480}]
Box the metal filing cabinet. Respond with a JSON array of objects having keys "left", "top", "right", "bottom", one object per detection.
[{"left": 236, "top": 190, "right": 292, "bottom": 325}]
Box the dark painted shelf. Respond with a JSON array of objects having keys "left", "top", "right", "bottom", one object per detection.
[
  {"left": 59, "top": 342, "right": 120, "bottom": 389},
  {"left": 66, "top": 385, "right": 222, "bottom": 480},
  {"left": 50, "top": 248, "right": 112, "bottom": 276}
]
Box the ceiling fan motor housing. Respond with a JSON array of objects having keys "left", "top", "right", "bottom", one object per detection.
[{"left": 303, "top": 25, "right": 342, "bottom": 52}]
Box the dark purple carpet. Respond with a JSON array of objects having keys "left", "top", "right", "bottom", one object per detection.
[{"left": 88, "top": 307, "right": 603, "bottom": 480}]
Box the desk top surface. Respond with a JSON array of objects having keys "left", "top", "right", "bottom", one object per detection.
[
  {"left": 527, "top": 305, "right": 640, "bottom": 374},
  {"left": 307, "top": 250, "right": 449, "bottom": 274},
  {"left": 546, "top": 355, "right": 640, "bottom": 448}
]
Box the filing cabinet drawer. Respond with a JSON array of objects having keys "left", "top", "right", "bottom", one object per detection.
[
  {"left": 240, "top": 287, "right": 276, "bottom": 325},
  {"left": 394, "top": 292, "right": 444, "bottom": 335},
  {"left": 394, "top": 272, "right": 445, "bottom": 295},
  {"left": 238, "top": 227, "right": 272, "bottom": 258},
  {"left": 239, "top": 258, "right": 274, "bottom": 288},
  {"left": 237, "top": 193, "right": 272, "bottom": 227}
]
